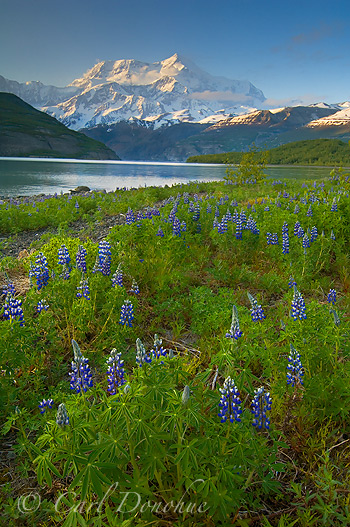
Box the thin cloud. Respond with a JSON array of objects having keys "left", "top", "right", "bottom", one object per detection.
[
  {"left": 263, "top": 93, "right": 329, "bottom": 108},
  {"left": 291, "top": 22, "right": 339, "bottom": 45},
  {"left": 189, "top": 90, "right": 255, "bottom": 103},
  {"left": 272, "top": 21, "right": 344, "bottom": 56}
]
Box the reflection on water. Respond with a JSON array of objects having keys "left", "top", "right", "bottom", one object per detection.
[{"left": 0, "top": 158, "right": 333, "bottom": 197}]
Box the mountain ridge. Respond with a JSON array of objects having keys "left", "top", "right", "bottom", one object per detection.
[
  {"left": 0, "top": 92, "right": 119, "bottom": 159},
  {"left": 0, "top": 54, "right": 265, "bottom": 130}
]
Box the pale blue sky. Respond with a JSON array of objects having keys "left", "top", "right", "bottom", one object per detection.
[{"left": 1, "top": 0, "right": 349, "bottom": 105}]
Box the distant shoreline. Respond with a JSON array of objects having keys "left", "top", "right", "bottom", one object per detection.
[{"left": 1, "top": 157, "right": 349, "bottom": 169}]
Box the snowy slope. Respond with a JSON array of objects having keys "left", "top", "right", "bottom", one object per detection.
[
  {"left": 0, "top": 54, "right": 266, "bottom": 130},
  {"left": 306, "top": 106, "right": 350, "bottom": 127}
]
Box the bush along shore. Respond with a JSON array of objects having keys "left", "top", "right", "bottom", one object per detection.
[{"left": 0, "top": 171, "right": 350, "bottom": 527}]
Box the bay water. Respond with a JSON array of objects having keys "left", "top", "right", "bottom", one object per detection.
[{"left": 0, "top": 157, "right": 334, "bottom": 197}]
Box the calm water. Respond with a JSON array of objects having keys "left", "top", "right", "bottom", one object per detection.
[{"left": 0, "top": 158, "right": 334, "bottom": 197}]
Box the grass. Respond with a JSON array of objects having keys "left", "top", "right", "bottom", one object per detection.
[{"left": 0, "top": 171, "right": 350, "bottom": 526}]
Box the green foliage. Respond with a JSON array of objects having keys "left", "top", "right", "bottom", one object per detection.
[
  {"left": 225, "top": 145, "right": 269, "bottom": 184},
  {"left": 188, "top": 138, "right": 350, "bottom": 167},
  {"left": 1, "top": 172, "right": 350, "bottom": 525}
]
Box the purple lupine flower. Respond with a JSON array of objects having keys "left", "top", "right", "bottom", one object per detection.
[
  {"left": 226, "top": 305, "right": 243, "bottom": 339},
  {"left": 180, "top": 221, "right": 187, "bottom": 232},
  {"left": 218, "top": 217, "right": 228, "bottom": 234},
  {"left": 293, "top": 204, "right": 300, "bottom": 214},
  {"left": 282, "top": 222, "right": 289, "bottom": 254},
  {"left": 38, "top": 398, "right": 54, "bottom": 414},
  {"left": 37, "top": 299, "right": 49, "bottom": 313},
  {"left": 297, "top": 226, "right": 304, "bottom": 239},
  {"left": 29, "top": 252, "right": 49, "bottom": 290},
  {"left": 291, "top": 286, "right": 307, "bottom": 321},
  {"left": 60, "top": 263, "right": 71, "bottom": 280},
  {"left": 327, "top": 288, "right": 336, "bottom": 305},
  {"left": 56, "top": 403, "right": 69, "bottom": 426},
  {"left": 331, "top": 230, "right": 336, "bottom": 241},
  {"left": 129, "top": 279, "right": 140, "bottom": 295},
  {"left": 310, "top": 226, "right": 318, "bottom": 242},
  {"left": 247, "top": 292, "right": 266, "bottom": 321},
  {"left": 149, "top": 334, "right": 168, "bottom": 362},
  {"left": 287, "top": 344, "right": 304, "bottom": 387},
  {"left": 156, "top": 227, "right": 164, "bottom": 237},
  {"left": 76, "top": 245, "right": 87, "bottom": 273},
  {"left": 2, "top": 280, "right": 16, "bottom": 297},
  {"left": 58, "top": 245, "right": 71, "bottom": 267},
  {"left": 112, "top": 266, "right": 123, "bottom": 287},
  {"left": 218, "top": 376, "right": 242, "bottom": 423},
  {"left": 307, "top": 205, "right": 313, "bottom": 217},
  {"left": 251, "top": 387, "right": 272, "bottom": 430},
  {"left": 69, "top": 340, "right": 93, "bottom": 394},
  {"left": 235, "top": 217, "right": 242, "bottom": 240},
  {"left": 98, "top": 240, "right": 111, "bottom": 276},
  {"left": 92, "top": 254, "right": 102, "bottom": 274},
  {"left": 3, "top": 294, "right": 25, "bottom": 326},
  {"left": 192, "top": 204, "right": 200, "bottom": 221},
  {"left": 302, "top": 234, "right": 310, "bottom": 251},
  {"left": 135, "top": 338, "right": 151, "bottom": 367},
  {"left": 206, "top": 204, "right": 212, "bottom": 214},
  {"left": 288, "top": 276, "right": 297, "bottom": 289},
  {"left": 76, "top": 276, "right": 90, "bottom": 300},
  {"left": 293, "top": 221, "right": 301, "bottom": 236},
  {"left": 247, "top": 216, "right": 259, "bottom": 235},
  {"left": 119, "top": 300, "right": 134, "bottom": 327},
  {"left": 106, "top": 349, "right": 126, "bottom": 395},
  {"left": 172, "top": 217, "right": 181, "bottom": 237},
  {"left": 126, "top": 208, "right": 135, "bottom": 224},
  {"left": 331, "top": 198, "right": 338, "bottom": 212}
]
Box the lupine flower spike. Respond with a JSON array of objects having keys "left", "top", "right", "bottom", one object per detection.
[
  {"left": 69, "top": 339, "right": 93, "bottom": 394},
  {"left": 56, "top": 403, "right": 69, "bottom": 426},
  {"left": 37, "top": 299, "right": 49, "bottom": 313},
  {"left": 29, "top": 252, "right": 49, "bottom": 290},
  {"left": 149, "top": 334, "right": 168, "bottom": 361},
  {"left": 76, "top": 276, "right": 90, "bottom": 300},
  {"left": 226, "top": 305, "right": 243, "bottom": 339},
  {"left": 287, "top": 344, "right": 304, "bottom": 387},
  {"left": 218, "top": 376, "right": 242, "bottom": 423},
  {"left": 291, "top": 286, "right": 307, "bottom": 321},
  {"left": 129, "top": 279, "right": 140, "bottom": 295},
  {"left": 247, "top": 292, "right": 266, "bottom": 321},
  {"left": 76, "top": 245, "right": 87, "bottom": 273},
  {"left": 182, "top": 385, "right": 190, "bottom": 405},
  {"left": 112, "top": 266, "right": 123, "bottom": 288},
  {"left": 38, "top": 398, "right": 54, "bottom": 414},
  {"left": 119, "top": 300, "right": 134, "bottom": 327},
  {"left": 3, "top": 294, "right": 25, "bottom": 326},
  {"left": 135, "top": 338, "right": 151, "bottom": 367},
  {"left": 251, "top": 387, "right": 272, "bottom": 429},
  {"left": 106, "top": 349, "right": 126, "bottom": 395},
  {"left": 327, "top": 288, "right": 337, "bottom": 305}
]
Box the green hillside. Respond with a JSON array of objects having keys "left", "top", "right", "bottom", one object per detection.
[
  {"left": 187, "top": 138, "right": 350, "bottom": 166},
  {"left": 0, "top": 92, "right": 119, "bottom": 159}
]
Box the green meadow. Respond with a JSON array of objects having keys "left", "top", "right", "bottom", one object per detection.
[{"left": 0, "top": 167, "right": 349, "bottom": 527}]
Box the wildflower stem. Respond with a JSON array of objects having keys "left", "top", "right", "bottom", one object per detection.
[{"left": 243, "top": 468, "right": 256, "bottom": 489}]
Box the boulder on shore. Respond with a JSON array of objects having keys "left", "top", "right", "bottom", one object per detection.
[{"left": 70, "top": 186, "right": 91, "bottom": 194}]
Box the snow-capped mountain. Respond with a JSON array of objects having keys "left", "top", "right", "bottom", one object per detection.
[
  {"left": 0, "top": 75, "right": 77, "bottom": 107},
  {"left": 306, "top": 104, "right": 350, "bottom": 127},
  {"left": 206, "top": 105, "right": 340, "bottom": 131},
  {"left": 0, "top": 54, "right": 265, "bottom": 130}
]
